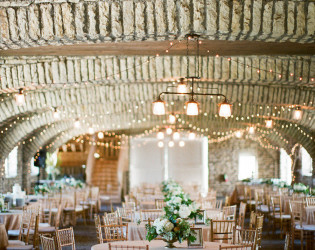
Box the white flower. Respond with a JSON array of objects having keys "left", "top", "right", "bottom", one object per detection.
[
  {"left": 167, "top": 196, "right": 182, "bottom": 206},
  {"left": 174, "top": 210, "right": 178, "bottom": 214},
  {"left": 179, "top": 205, "right": 192, "bottom": 218},
  {"left": 164, "top": 220, "right": 174, "bottom": 232}
]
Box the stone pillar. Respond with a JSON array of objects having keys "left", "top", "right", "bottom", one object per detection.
[{"left": 291, "top": 145, "right": 302, "bottom": 185}]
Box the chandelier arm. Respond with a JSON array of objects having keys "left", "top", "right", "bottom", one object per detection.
[{"left": 158, "top": 91, "right": 227, "bottom": 101}]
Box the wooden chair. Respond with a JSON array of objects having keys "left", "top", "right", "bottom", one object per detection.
[
  {"left": 94, "top": 214, "right": 103, "bottom": 244},
  {"left": 155, "top": 199, "right": 165, "bottom": 209},
  {"left": 223, "top": 205, "right": 237, "bottom": 220},
  {"left": 216, "top": 200, "right": 223, "bottom": 210},
  {"left": 209, "top": 220, "right": 236, "bottom": 243},
  {"left": 56, "top": 227, "right": 76, "bottom": 250},
  {"left": 123, "top": 201, "right": 136, "bottom": 211},
  {"left": 218, "top": 245, "right": 253, "bottom": 250},
  {"left": 98, "top": 224, "right": 128, "bottom": 242},
  {"left": 39, "top": 204, "right": 62, "bottom": 236},
  {"left": 225, "top": 196, "right": 231, "bottom": 207},
  {"left": 238, "top": 202, "right": 246, "bottom": 229},
  {"left": 40, "top": 235, "right": 56, "bottom": 250},
  {"left": 104, "top": 212, "right": 122, "bottom": 225},
  {"left": 270, "top": 196, "right": 291, "bottom": 238},
  {"left": 117, "top": 207, "right": 134, "bottom": 222},
  {"left": 232, "top": 226, "right": 257, "bottom": 250},
  {"left": 202, "top": 198, "right": 217, "bottom": 209},
  {"left": 289, "top": 200, "right": 315, "bottom": 250},
  {"left": 108, "top": 243, "right": 149, "bottom": 250},
  {"left": 306, "top": 197, "right": 315, "bottom": 207},
  {"left": 140, "top": 209, "right": 162, "bottom": 222}
]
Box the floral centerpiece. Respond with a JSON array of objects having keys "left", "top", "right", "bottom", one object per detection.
[
  {"left": 146, "top": 180, "right": 203, "bottom": 248},
  {"left": 34, "top": 184, "right": 50, "bottom": 195},
  {"left": 293, "top": 183, "right": 309, "bottom": 194},
  {"left": 45, "top": 151, "right": 61, "bottom": 181}
]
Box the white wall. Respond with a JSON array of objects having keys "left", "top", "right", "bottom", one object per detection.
[{"left": 129, "top": 137, "right": 208, "bottom": 192}]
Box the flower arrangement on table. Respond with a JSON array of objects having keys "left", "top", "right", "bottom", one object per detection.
[
  {"left": 146, "top": 180, "right": 203, "bottom": 248},
  {"left": 293, "top": 183, "right": 309, "bottom": 194}
]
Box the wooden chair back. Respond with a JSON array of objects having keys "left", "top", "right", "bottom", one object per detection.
[
  {"left": 209, "top": 220, "right": 236, "bottom": 243},
  {"left": 289, "top": 200, "right": 304, "bottom": 228},
  {"left": 306, "top": 197, "right": 315, "bottom": 207},
  {"left": 225, "top": 196, "right": 231, "bottom": 207},
  {"left": 40, "top": 235, "right": 56, "bottom": 250},
  {"left": 238, "top": 202, "right": 246, "bottom": 229},
  {"left": 123, "top": 201, "right": 136, "bottom": 211},
  {"left": 140, "top": 209, "right": 163, "bottom": 221},
  {"left": 94, "top": 214, "right": 103, "bottom": 244},
  {"left": 56, "top": 227, "right": 76, "bottom": 250},
  {"left": 117, "top": 207, "right": 134, "bottom": 222},
  {"left": 216, "top": 200, "right": 223, "bottom": 210},
  {"left": 104, "top": 212, "right": 121, "bottom": 225},
  {"left": 98, "top": 224, "right": 128, "bottom": 242},
  {"left": 18, "top": 210, "right": 33, "bottom": 244},
  {"left": 108, "top": 243, "right": 149, "bottom": 250},
  {"left": 232, "top": 226, "right": 257, "bottom": 250},
  {"left": 223, "top": 205, "right": 237, "bottom": 220},
  {"left": 155, "top": 199, "right": 165, "bottom": 209},
  {"left": 219, "top": 244, "right": 253, "bottom": 250}
]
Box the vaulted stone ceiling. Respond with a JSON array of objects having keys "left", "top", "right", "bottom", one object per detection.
[{"left": 0, "top": 0, "right": 314, "bottom": 164}]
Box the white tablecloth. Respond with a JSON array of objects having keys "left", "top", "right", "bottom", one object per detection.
[
  {"left": 305, "top": 206, "right": 315, "bottom": 224},
  {"left": 0, "top": 210, "right": 22, "bottom": 230},
  {"left": 91, "top": 240, "right": 236, "bottom": 250}
]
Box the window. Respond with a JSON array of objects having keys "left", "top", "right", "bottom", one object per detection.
[
  {"left": 301, "top": 147, "right": 312, "bottom": 176},
  {"left": 30, "top": 157, "right": 39, "bottom": 176},
  {"left": 238, "top": 153, "right": 258, "bottom": 180},
  {"left": 4, "top": 146, "right": 18, "bottom": 178},
  {"left": 280, "top": 148, "right": 292, "bottom": 185}
]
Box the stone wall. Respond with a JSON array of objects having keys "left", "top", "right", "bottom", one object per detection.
[{"left": 208, "top": 138, "right": 280, "bottom": 196}]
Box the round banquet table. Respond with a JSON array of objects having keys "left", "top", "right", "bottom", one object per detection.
[
  {"left": 0, "top": 210, "right": 22, "bottom": 230},
  {"left": 0, "top": 223, "right": 9, "bottom": 250},
  {"left": 91, "top": 240, "right": 238, "bottom": 250}
]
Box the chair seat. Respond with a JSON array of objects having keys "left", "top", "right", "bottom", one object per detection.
[
  {"left": 295, "top": 224, "right": 315, "bottom": 231},
  {"left": 39, "top": 223, "right": 51, "bottom": 227},
  {"left": 274, "top": 214, "right": 291, "bottom": 219},
  {"left": 64, "top": 206, "right": 84, "bottom": 212},
  {"left": 6, "top": 244, "right": 33, "bottom": 250},
  {"left": 39, "top": 226, "right": 56, "bottom": 233},
  {"left": 8, "top": 230, "right": 20, "bottom": 237},
  {"left": 8, "top": 240, "right": 25, "bottom": 246}
]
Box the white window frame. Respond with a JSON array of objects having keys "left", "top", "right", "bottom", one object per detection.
[
  {"left": 30, "top": 157, "right": 39, "bottom": 176},
  {"left": 4, "top": 146, "right": 18, "bottom": 178},
  {"left": 238, "top": 152, "right": 258, "bottom": 180}
]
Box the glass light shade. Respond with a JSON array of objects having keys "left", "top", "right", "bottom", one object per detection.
[
  {"left": 98, "top": 132, "right": 104, "bottom": 139},
  {"left": 219, "top": 101, "right": 232, "bottom": 117},
  {"left": 166, "top": 127, "right": 173, "bottom": 135},
  {"left": 248, "top": 127, "right": 255, "bottom": 134},
  {"left": 157, "top": 132, "right": 164, "bottom": 140},
  {"left": 169, "top": 114, "right": 176, "bottom": 124},
  {"left": 152, "top": 98, "right": 166, "bottom": 115},
  {"left": 177, "top": 83, "right": 187, "bottom": 94},
  {"left": 235, "top": 131, "right": 243, "bottom": 138},
  {"left": 173, "top": 132, "right": 180, "bottom": 140},
  {"left": 292, "top": 107, "right": 303, "bottom": 120},
  {"left": 88, "top": 127, "right": 94, "bottom": 135},
  {"left": 265, "top": 119, "right": 273, "bottom": 128},
  {"left": 74, "top": 120, "right": 80, "bottom": 128},
  {"left": 158, "top": 141, "right": 164, "bottom": 148},
  {"left": 188, "top": 132, "right": 196, "bottom": 140},
  {"left": 168, "top": 141, "right": 175, "bottom": 147},
  {"left": 186, "top": 99, "right": 199, "bottom": 116},
  {"left": 15, "top": 89, "right": 25, "bottom": 106},
  {"left": 53, "top": 109, "right": 60, "bottom": 120},
  {"left": 179, "top": 141, "right": 185, "bottom": 147}
]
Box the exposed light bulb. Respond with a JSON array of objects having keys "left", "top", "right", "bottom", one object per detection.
[
  {"left": 265, "top": 118, "right": 273, "bottom": 128},
  {"left": 179, "top": 141, "right": 185, "bottom": 147},
  {"left": 94, "top": 152, "right": 100, "bottom": 159},
  {"left": 74, "top": 119, "right": 80, "bottom": 128},
  {"left": 168, "top": 141, "right": 175, "bottom": 147},
  {"left": 152, "top": 97, "right": 166, "bottom": 115},
  {"left": 88, "top": 127, "right": 94, "bottom": 135},
  {"left": 157, "top": 132, "right": 164, "bottom": 140},
  {"left": 177, "top": 78, "right": 187, "bottom": 94},
  {"left": 166, "top": 127, "right": 173, "bottom": 135},
  {"left": 188, "top": 132, "right": 196, "bottom": 140},
  {"left": 186, "top": 98, "right": 199, "bottom": 116},
  {"left": 173, "top": 131, "right": 180, "bottom": 140},
  {"left": 292, "top": 107, "right": 303, "bottom": 120},
  {"left": 248, "top": 127, "right": 255, "bottom": 134},
  {"left": 158, "top": 141, "right": 164, "bottom": 148},
  {"left": 169, "top": 114, "right": 176, "bottom": 124},
  {"left": 235, "top": 131, "right": 243, "bottom": 138},
  {"left": 98, "top": 132, "right": 104, "bottom": 139},
  {"left": 15, "top": 88, "right": 25, "bottom": 106},
  {"left": 53, "top": 108, "right": 60, "bottom": 120},
  {"left": 219, "top": 100, "right": 232, "bottom": 117}
]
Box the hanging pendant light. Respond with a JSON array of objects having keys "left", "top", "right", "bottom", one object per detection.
[
  {"left": 173, "top": 131, "right": 180, "bottom": 140},
  {"left": 53, "top": 107, "right": 60, "bottom": 120},
  {"left": 157, "top": 132, "right": 164, "bottom": 140},
  {"left": 168, "top": 141, "right": 175, "bottom": 147},
  {"left": 98, "top": 132, "right": 104, "bottom": 139},
  {"left": 188, "top": 132, "right": 196, "bottom": 140},
  {"left": 158, "top": 141, "right": 164, "bottom": 148},
  {"left": 248, "top": 127, "right": 255, "bottom": 134},
  {"left": 166, "top": 127, "right": 173, "bottom": 135},
  {"left": 74, "top": 119, "right": 80, "bottom": 128},
  {"left": 265, "top": 118, "right": 273, "bottom": 128},
  {"left": 186, "top": 97, "right": 199, "bottom": 116},
  {"left": 218, "top": 99, "right": 232, "bottom": 118},
  {"left": 292, "top": 106, "right": 303, "bottom": 120},
  {"left": 235, "top": 131, "right": 243, "bottom": 138},
  {"left": 168, "top": 114, "right": 176, "bottom": 124},
  {"left": 88, "top": 127, "right": 94, "bottom": 135},
  {"left": 179, "top": 141, "right": 185, "bottom": 147},
  {"left": 177, "top": 78, "right": 187, "bottom": 94},
  {"left": 152, "top": 96, "right": 166, "bottom": 115},
  {"left": 15, "top": 88, "right": 25, "bottom": 106}
]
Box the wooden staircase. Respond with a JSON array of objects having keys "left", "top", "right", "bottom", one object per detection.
[{"left": 91, "top": 159, "right": 121, "bottom": 202}]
